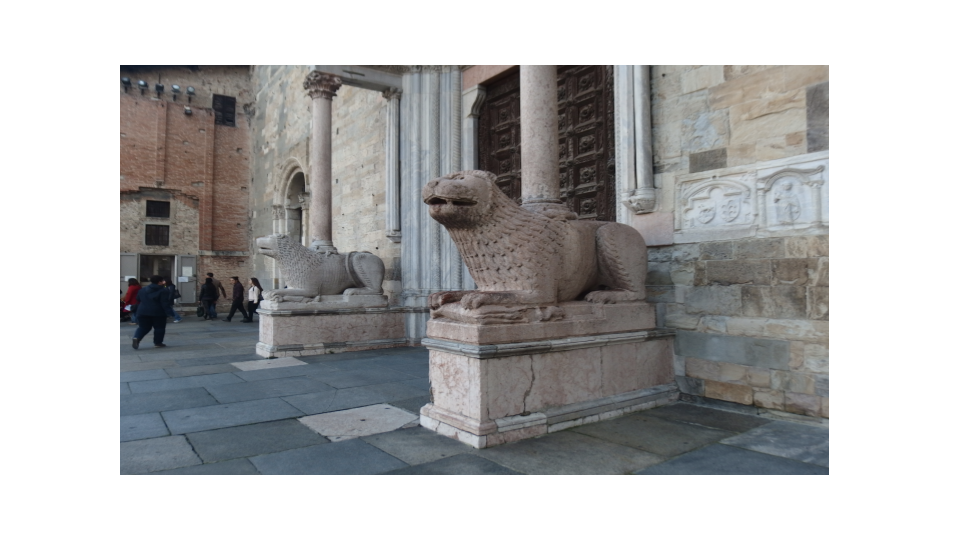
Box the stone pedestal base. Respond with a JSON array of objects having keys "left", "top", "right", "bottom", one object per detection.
[
  {"left": 256, "top": 295, "right": 406, "bottom": 358},
  {"left": 419, "top": 301, "right": 677, "bottom": 448}
]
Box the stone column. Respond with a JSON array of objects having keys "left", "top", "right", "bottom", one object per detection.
[
  {"left": 383, "top": 87, "right": 402, "bottom": 242},
  {"left": 304, "top": 71, "right": 342, "bottom": 253},
  {"left": 519, "top": 65, "right": 574, "bottom": 219},
  {"left": 298, "top": 192, "right": 310, "bottom": 247}
]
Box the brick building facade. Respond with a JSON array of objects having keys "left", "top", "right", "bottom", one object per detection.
[{"left": 120, "top": 66, "right": 254, "bottom": 302}]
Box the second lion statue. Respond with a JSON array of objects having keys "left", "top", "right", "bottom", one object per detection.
[
  {"left": 423, "top": 170, "right": 647, "bottom": 315},
  {"left": 255, "top": 233, "right": 385, "bottom": 303}
]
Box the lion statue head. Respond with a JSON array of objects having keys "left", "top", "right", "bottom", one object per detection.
[{"left": 422, "top": 170, "right": 509, "bottom": 229}]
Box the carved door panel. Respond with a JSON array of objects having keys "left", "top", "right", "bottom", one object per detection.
[{"left": 478, "top": 66, "right": 616, "bottom": 220}]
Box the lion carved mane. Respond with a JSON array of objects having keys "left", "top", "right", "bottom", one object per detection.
[
  {"left": 255, "top": 233, "right": 384, "bottom": 302},
  {"left": 423, "top": 170, "right": 647, "bottom": 314}
]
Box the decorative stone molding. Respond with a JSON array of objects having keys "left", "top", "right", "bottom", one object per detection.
[
  {"left": 381, "top": 87, "right": 402, "bottom": 101},
  {"left": 303, "top": 71, "right": 342, "bottom": 100},
  {"left": 614, "top": 66, "right": 655, "bottom": 220},
  {"left": 673, "top": 151, "right": 829, "bottom": 242},
  {"left": 271, "top": 205, "right": 284, "bottom": 220},
  {"left": 297, "top": 192, "right": 310, "bottom": 211},
  {"left": 623, "top": 187, "right": 657, "bottom": 214}
]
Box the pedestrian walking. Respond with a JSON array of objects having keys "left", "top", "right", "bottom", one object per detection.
[
  {"left": 123, "top": 278, "right": 142, "bottom": 325},
  {"left": 160, "top": 277, "right": 183, "bottom": 323},
  {"left": 224, "top": 276, "right": 250, "bottom": 322},
  {"left": 199, "top": 277, "right": 220, "bottom": 320},
  {"left": 132, "top": 275, "right": 172, "bottom": 349},
  {"left": 245, "top": 277, "right": 264, "bottom": 323},
  {"left": 207, "top": 272, "right": 227, "bottom": 299}
]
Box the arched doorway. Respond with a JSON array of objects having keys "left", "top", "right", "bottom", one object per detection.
[{"left": 285, "top": 171, "right": 307, "bottom": 246}]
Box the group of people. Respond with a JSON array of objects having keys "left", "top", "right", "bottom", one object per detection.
[
  {"left": 123, "top": 272, "right": 265, "bottom": 348},
  {"left": 198, "top": 273, "right": 264, "bottom": 323}
]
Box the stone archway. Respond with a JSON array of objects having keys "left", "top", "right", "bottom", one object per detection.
[{"left": 274, "top": 157, "right": 309, "bottom": 246}]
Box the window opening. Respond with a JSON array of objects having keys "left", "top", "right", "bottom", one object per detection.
[
  {"left": 145, "top": 200, "right": 170, "bottom": 218},
  {"left": 145, "top": 224, "right": 170, "bottom": 246},
  {"left": 213, "top": 94, "right": 236, "bottom": 127}
]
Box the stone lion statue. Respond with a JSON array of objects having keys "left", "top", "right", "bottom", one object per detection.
[
  {"left": 255, "top": 233, "right": 384, "bottom": 302},
  {"left": 423, "top": 170, "right": 647, "bottom": 313}
]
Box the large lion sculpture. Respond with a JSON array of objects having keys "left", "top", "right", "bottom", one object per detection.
[
  {"left": 255, "top": 233, "right": 384, "bottom": 302},
  {"left": 423, "top": 170, "right": 647, "bottom": 314}
]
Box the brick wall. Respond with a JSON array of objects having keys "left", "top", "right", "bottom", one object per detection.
[{"left": 647, "top": 66, "right": 829, "bottom": 418}]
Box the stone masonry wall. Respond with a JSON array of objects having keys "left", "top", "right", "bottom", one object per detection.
[{"left": 647, "top": 66, "right": 829, "bottom": 418}]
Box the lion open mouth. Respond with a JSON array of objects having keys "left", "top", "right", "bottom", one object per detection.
[{"left": 427, "top": 197, "right": 477, "bottom": 207}]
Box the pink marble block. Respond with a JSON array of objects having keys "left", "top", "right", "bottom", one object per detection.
[{"left": 256, "top": 308, "right": 407, "bottom": 358}]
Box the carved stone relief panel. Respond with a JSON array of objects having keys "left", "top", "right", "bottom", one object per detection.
[{"left": 674, "top": 151, "right": 829, "bottom": 242}]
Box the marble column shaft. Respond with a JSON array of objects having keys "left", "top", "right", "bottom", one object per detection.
[
  {"left": 519, "top": 65, "right": 560, "bottom": 205},
  {"left": 304, "top": 71, "right": 342, "bottom": 252}
]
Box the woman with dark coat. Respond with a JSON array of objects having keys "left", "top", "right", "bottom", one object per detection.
[
  {"left": 132, "top": 275, "right": 172, "bottom": 349},
  {"left": 123, "top": 278, "right": 142, "bottom": 325},
  {"left": 199, "top": 277, "right": 220, "bottom": 320}
]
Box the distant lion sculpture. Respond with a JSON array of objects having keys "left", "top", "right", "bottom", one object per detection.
[
  {"left": 423, "top": 170, "right": 647, "bottom": 314},
  {"left": 256, "top": 233, "right": 384, "bottom": 302}
]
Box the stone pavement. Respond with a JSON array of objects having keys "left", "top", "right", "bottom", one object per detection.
[{"left": 120, "top": 315, "right": 828, "bottom": 475}]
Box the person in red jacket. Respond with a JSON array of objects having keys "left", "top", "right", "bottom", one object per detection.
[{"left": 123, "top": 278, "right": 142, "bottom": 325}]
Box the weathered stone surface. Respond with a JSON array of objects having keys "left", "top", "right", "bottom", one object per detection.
[
  {"left": 806, "top": 82, "right": 829, "bottom": 152},
  {"left": 807, "top": 287, "right": 829, "bottom": 320},
  {"left": 682, "top": 111, "right": 729, "bottom": 153},
  {"left": 771, "top": 370, "right": 815, "bottom": 394},
  {"left": 697, "top": 315, "right": 728, "bottom": 334},
  {"left": 802, "top": 343, "right": 829, "bottom": 373},
  {"left": 718, "top": 362, "right": 771, "bottom": 388},
  {"left": 821, "top": 397, "right": 829, "bottom": 418},
  {"left": 689, "top": 148, "right": 727, "bottom": 173},
  {"left": 730, "top": 105, "right": 806, "bottom": 147},
  {"left": 485, "top": 355, "right": 533, "bottom": 419},
  {"left": 784, "top": 235, "right": 829, "bottom": 258},
  {"left": 527, "top": 349, "right": 603, "bottom": 411},
  {"left": 699, "top": 241, "right": 733, "bottom": 261},
  {"left": 784, "top": 391, "right": 821, "bottom": 416},
  {"left": 429, "top": 350, "right": 482, "bottom": 420},
  {"left": 684, "top": 357, "right": 720, "bottom": 380},
  {"left": 772, "top": 259, "right": 816, "bottom": 286},
  {"left": 726, "top": 317, "right": 829, "bottom": 343},
  {"left": 676, "top": 330, "right": 791, "bottom": 369},
  {"left": 734, "top": 237, "right": 785, "bottom": 260},
  {"left": 703, "top": 380, "right": 753, "bottom": 405},
  {"left": 702, "top": 260, "right": 772, "bottom": 286},
  {"left": 676, "top": 376, "right": 704, "bottom": 396},
  {"left": 708, "top": 67, "right": 784, "bottom": 110},
  {"left": 783, "top": 65, "right": 829, "bottom": 91},
  {"left": 742, "top": 286, "right": 807, "bottom": 319},
  {"left": 648, "top": 243, "right": 700, "bottom": 263},
  {"left": 681, "top": 65, "right": 724, "bottom": 95},
  {"left": 814, "top": 375, "right": 829, "bottom": 397},
  {"left": 664, "top": 304, "right": 700, "bottom": 330},
  {"left": 813, "top": 259, "right": 829, "bottom": 287},
  {"left": 686, "top": 285, "right": 743, "bottom": 315},
  {"left": 753, "top": 389, "right": 785, "bottom": 410},
  {"left": 724, "top": 65, "right": 778, "bottom": 80}
]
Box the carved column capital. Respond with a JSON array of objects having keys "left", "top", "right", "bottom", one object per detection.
[
  {"left": 303, "top": 71, "right": 342, "bottom": 100},
  {"left": 622, "top": 187, "right": 657, "bottom": 214},
  {"left": 382, "top": 87, "right": 402, "bottom": 101},
  {"left": 271, "top": 205, "right": 284, "bottom": 219},
  {"left": 298, "top": 192, "right": 310, "bottom": 210}
]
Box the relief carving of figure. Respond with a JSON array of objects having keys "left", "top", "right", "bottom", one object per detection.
[
  {"left": 774, "top": 181, "right": 802, "bottom": 224},
  {"left": 423, "top": 170, "right": 647, "bottom": 322},
  {"left": 255, "top": 233, "right": 384, "bottom": 302}
]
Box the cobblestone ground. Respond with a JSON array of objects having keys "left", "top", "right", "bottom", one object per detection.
[{"left": 120, "top": 315, "right": 828, "bottom": 475}]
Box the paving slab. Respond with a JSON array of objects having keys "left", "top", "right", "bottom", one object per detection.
[
  {"left": 641, "top": 402, "right": 771, "bottom": 433},
  {"left": 120, "top": 360, "right": 180, "bottom": 373},
  {"left": 147, "top": 458, "right": 261, "bottom": 475},
  {"left": 380, "top": 362, "right": 429, "bottom": 377},
  {"left": 121, "top": 412, "right": 170, "bottom": 442},
  {"left": 721, "top": 420, "right": 829, "bottom": 467},
  {"left": 481, "top": 431, "right": 664, "bottom": 475},
  {"left": 232, "top": 362, "right": 341, "bottom": 383},
  {"left": 163, "top": 363, "right": 240, "bottom": 378},
  {"left": 573, "top": 413, "right": 734, "bottom": 457},
  {"left": 128, "top": 372, "right": 245, "bottom": 394},
  {"left": 120, "top": 369, "right": 170, "bottom": 383},
  {"left": 298, "top": 404, "right": 418, "bottom": 442},
  {"left": 382, "top": 454, "right": 522, "bottom": 475},
  {"left": 307, "top": 368, "right": 420, "bottom": 389},
  {"left": 173, "top": 353, "right": 265, "bottom": 367},
  {"left": 388, "top": 394, "right": 431, "bottom": 415},
  {"left": 121, "top": 435, "right": 202, "bottom": 474},
  {"left": 121, "top": 383, "right": 130, "bottom": 395},
  {"left": 186, "top": 419, "right": 328, "bottom": 463},
  {"left": 249, "top": 438, "right": 407, "bottom": 475},
  {"left": 397, "top": 378, "right": 430, "bottom": 392},
  {"left": 282, "top": 382, "right": 426, "bottom": 415},
  {"left": 633, "top": 443, "right": 828, "bottom": 475},
  {"left": 121, "top": 387, "right": 219, "bottom": 416},
  {"left": 162, "top": 398, "right": 305, "bottom": 434},
  {"left": 362, "top": 426, "right": 478, "bottom": 466},
  {"left": 205, "top": 376, "right": 336, "bottom": 404},
  {"left": 232, "top": 358, "right": 307, "bottom": 371}
]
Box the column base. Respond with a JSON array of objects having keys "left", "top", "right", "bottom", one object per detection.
[
  {"left": 420, "top": 302, "right": 677, "bottom": 448},
  {"left": 256, "top": 296, "right": 407, "bottom": 358}
]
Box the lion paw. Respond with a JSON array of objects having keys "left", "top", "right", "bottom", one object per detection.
[
  {"left": 585, "top": 290, "right": 642, "bottom": 304},
  {"left": 429, "top": 291, "right": 464, "bottom": 310},
  {"left": 460, "top": 292, "right": 491, "bottom": 310}
]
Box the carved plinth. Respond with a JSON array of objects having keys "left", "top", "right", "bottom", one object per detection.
[
  {"left": 419, "top": 302, "right": 677, "bottom": 448},
  {"left": 256, "top": 299, "right": 406, "bottom": 358}
]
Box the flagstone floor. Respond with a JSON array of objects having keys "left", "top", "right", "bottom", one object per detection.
[{"left": 120, "top": 314, "right": 828, "bottom": 475}]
